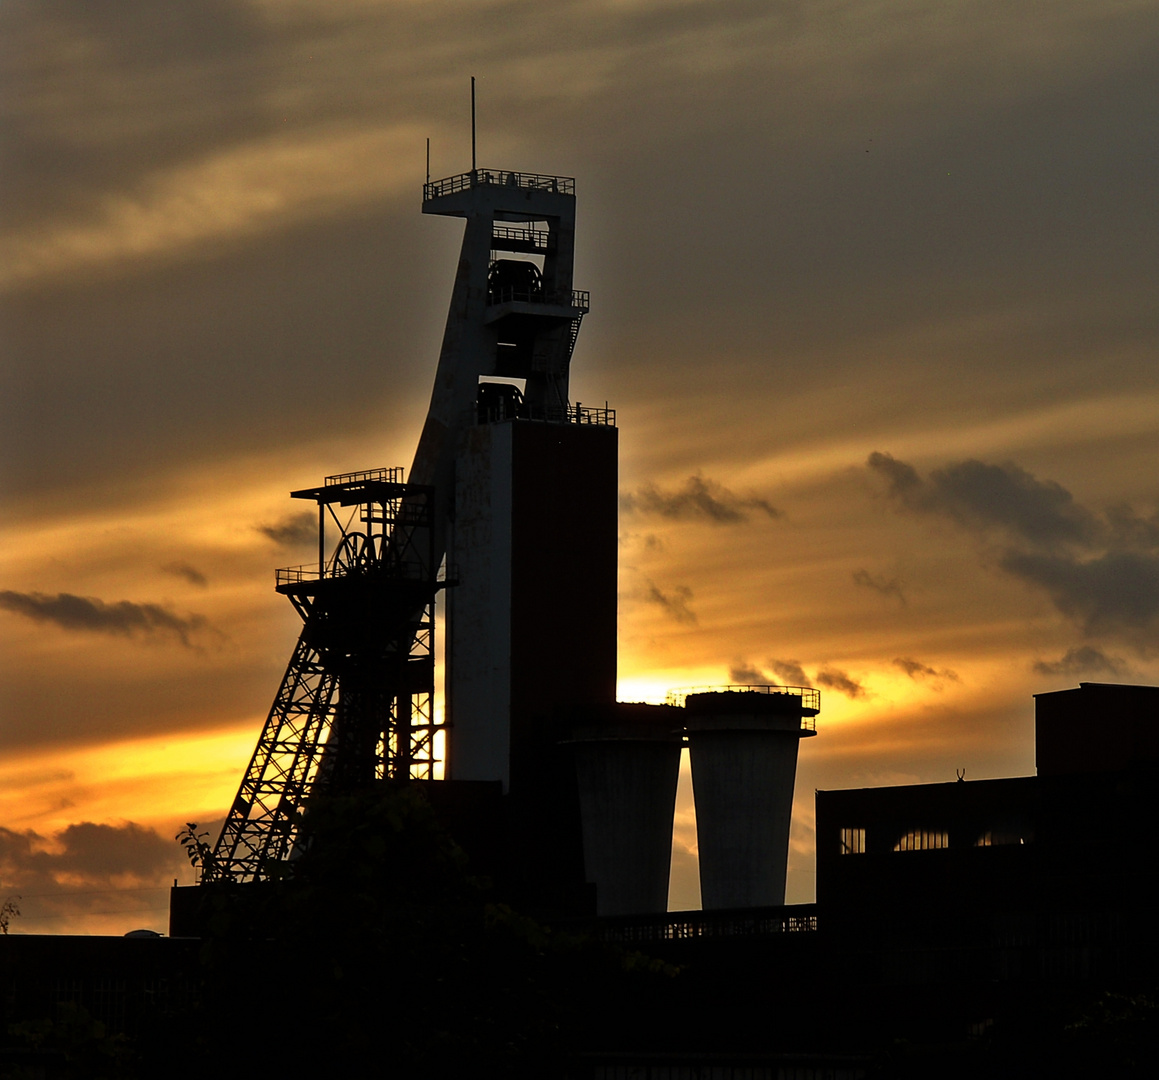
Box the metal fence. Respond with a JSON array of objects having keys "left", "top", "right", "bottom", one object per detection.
[
  {"left": 477, "top": 402, "right": 615, "bottom": 427},
  {"left": 424, "top": 169, "right": 575, "bottom": 200},
  {"left": 596, "top": 905, "right": 819, "bottom": 944},
  {"left": 487, "top": 287, "right": 590, "bottom": 312},
  {"left": 324, "top": 466, "right": 404, "bottom": 486},
  {"left": 491, "top": 225, "right": 550, "bottom": 250}
]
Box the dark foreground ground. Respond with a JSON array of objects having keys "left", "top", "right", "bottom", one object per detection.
[{"left": 4, "top": 791, "right": 1156, "bottom": 1078}]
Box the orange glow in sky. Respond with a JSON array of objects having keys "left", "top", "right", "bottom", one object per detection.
[{"left": 5, "top": 0, "right": 1159, "bottom": 933}]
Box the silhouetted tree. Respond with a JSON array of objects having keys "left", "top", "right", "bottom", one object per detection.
[{"left": 0, "top": 892, "right": 18, "bottom": 935}]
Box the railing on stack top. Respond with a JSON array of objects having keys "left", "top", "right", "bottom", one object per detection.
[{"left": 666, "top": 684, "right": 820, "bottom": 730}]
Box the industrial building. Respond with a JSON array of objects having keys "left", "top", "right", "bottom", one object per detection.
[
  {"left": 814, "top": 681, "right": 1159, "bottom": 987},
  {"left": 3, "top": 160, "right": 1155, "bottom": 1075},
  {"left": 163, "top": 161, "right": 821, "bottom": 925},
  {"left": 169, "top": 163, "right": 1156, "bottom": 1001}
]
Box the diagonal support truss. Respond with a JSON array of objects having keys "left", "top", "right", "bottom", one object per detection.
[
  {"left": 211, "top": 634, "right": 337, "bottom": 881},
  {"left": 209, "top": 469, "right": 445, "bottom": 884}
]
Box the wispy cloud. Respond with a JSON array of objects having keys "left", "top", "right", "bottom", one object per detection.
[
  {"left": 641, "top": 580, "right": 697, "bottom": 624},
  {"left": 1033, "top": 645, "right": 1129, "bottom": 677},
  {"left": 868, "top": 452, "right": 1159, "bottom": 649},
  {"left": 619, "top": 531, "right": 667, "bottom": 551},
  {"left": 161, "top": 561, "right": 208, "bottom": 588},
  {"left": 728, "top": 662, "right": 766, "bottom": 684},
  {"left": 622, "top": 475, "right": 780, "bottom": 524},
  {"left": 0, "top": 591, "right": 210, "bottom": 648},
  {"left": 768, "top": 658, "right": 811, "bottom": 686},
  {"left": 815, "top": 667, "right": 867, "bottom": 699},
  {"left": 853, "top": 568, "right": 906, "bottom": 605},
  {"left": 735, "top": 657, "right": 868, "bottom": 699},
  {"left": 255, "top": 512, "right": 315, "bottom": 548},
  {"left": 894, "top": 657, "right": 959, "bottom": 683},
  {"left": 1, "top": 125, "right": 425, "bottom": 290},
  {"left": 867, "top": 451, "right": 1099, "bottom": 550}
]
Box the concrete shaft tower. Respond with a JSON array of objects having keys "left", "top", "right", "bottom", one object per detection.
[
  {"left": 685, "top": 687, "right": 819, "bottom": 909},
  {"left": 414, "top": 170, "right": 589, "bottom": 552},
  {"left": 419, "top": 170, "right": 617, "bottom": 800}
]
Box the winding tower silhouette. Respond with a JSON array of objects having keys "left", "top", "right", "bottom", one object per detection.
[{"left": 209, "top": 163, "right": 613, "bottom": 884}]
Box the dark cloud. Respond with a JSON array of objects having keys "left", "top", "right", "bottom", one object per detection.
[
  {"left": 0, "top": 590, "right": 209, "bottom": 647},
  {"left": 867, "top": 452, "right": 923, "bottom": 503},
  {"left": 1106, "top": 504, "right": 1159, "bottom": 551},
  {"left": 0, "top": 820, "right": 193, "bottom": 932},
  {"left": 255, "top": 512, "right": 316, "bottom": 548},
  {"left": 1033, "top": 646, "right": 1129, "bottom": 678},
  {"left": 1000, "top": 550, "right": 1159, "bottom": 637},
  {"left": 816, "top": 667, "right": 867, "bottom": 699},
  {"left": 0, "top": 821, "right": 175, "bottom": 887},
  {"left": 735, "top": 658, "right": 866, "bottom": 698},
  {"left": 641, "top": 580, "right": 697, "bottom": 625},
  {"left": 853, "top": 568, "right": 906, "bottom": 605},
  {"left": 868, "top": 452, "right": 1099, "bottom": 550},
  {"left": 59, "top": 822, "right": 172, "bottom": 880},
  {"left": 728, "top": 662, "right": 767, "bottom": 684},
  {"left": 894, "top": 657, "right": 959, "bottom": 682},
  {"left": 869, "top": 452, "right": 1159, "bottom": 648},
  {"left": 894, "top": 657, "right": 938, "bottom": 679},
  {"left": 161, "top": 561, "right": 208, "bottom": 587},
  {"left": 768, "top": 659, "right": 810, "bottom": 687},
  {"left": 621, "top": 476, "right": 780, "bottom": 524},
  {"left": 929, "top": 460, "right": 1100, "bottom": 549}
]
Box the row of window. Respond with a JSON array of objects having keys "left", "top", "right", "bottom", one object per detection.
[{"left": 839, "top": 826, "right": 1028, "bottom": 854}]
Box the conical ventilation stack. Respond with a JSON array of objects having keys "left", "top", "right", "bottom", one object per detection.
[
  {"left": 685, "top": 688, "right": 818, "bottom": 910},
  {"left": 568, "top": 703, "right": 683, "bottom": 916}
]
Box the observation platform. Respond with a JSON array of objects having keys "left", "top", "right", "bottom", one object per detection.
[
  {"left": 423, "top": 168, "right": 575, "bottom": 201},
  {"left": 474, "top": 401, "right": 616, "bottom": 427},
  {"left": 422, "top": 168, "right": 575, "bottom": 218},
  {"left": 491, "top": 224, "right": 551, "bottom": 254},
  {"left": 287, "top": 466, "right": 430, "bottom": 507},
  {"left": 483, "top": 287, "right": 589, "bottom": 325}
]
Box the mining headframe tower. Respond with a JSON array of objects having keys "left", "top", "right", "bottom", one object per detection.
[{"left": 172, "top": 163, "right": 817, "bottom": 926}]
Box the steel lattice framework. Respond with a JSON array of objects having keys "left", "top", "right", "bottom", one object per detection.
[
  {"left": 208, "top": 167, "right": 589, "bottom": 885},
  {"left": 210, "top": 469, "right": 444, "bottom": 883}
]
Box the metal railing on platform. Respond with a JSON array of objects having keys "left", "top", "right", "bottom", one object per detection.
[
  {"left": 276, "top": 557, "right": 434, "bottom": 587},
  {"left": 276, "top": 565, "right": 320, "bottom": 586},
  {"left": 476, "top": 402, "right": 615, "bottom": 427},
  {"left": 424, "top": 169, "right": 575, "bottom": 200},
  {"left": 487, "top": 287, "right": 590, "bottom": 312},
  {"left": 568, "top": 402, "right": 614, "bottom": 425},
  {"left": 324, "top": 466, "right": 404, "bottom": 486},
  {"left": 491, "top": 225, "right": 550, "bottom": 251}
]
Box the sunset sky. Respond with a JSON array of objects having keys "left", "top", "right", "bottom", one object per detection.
[{"left": 4, "top": 0, "right": 1159, "bottom": 933}]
